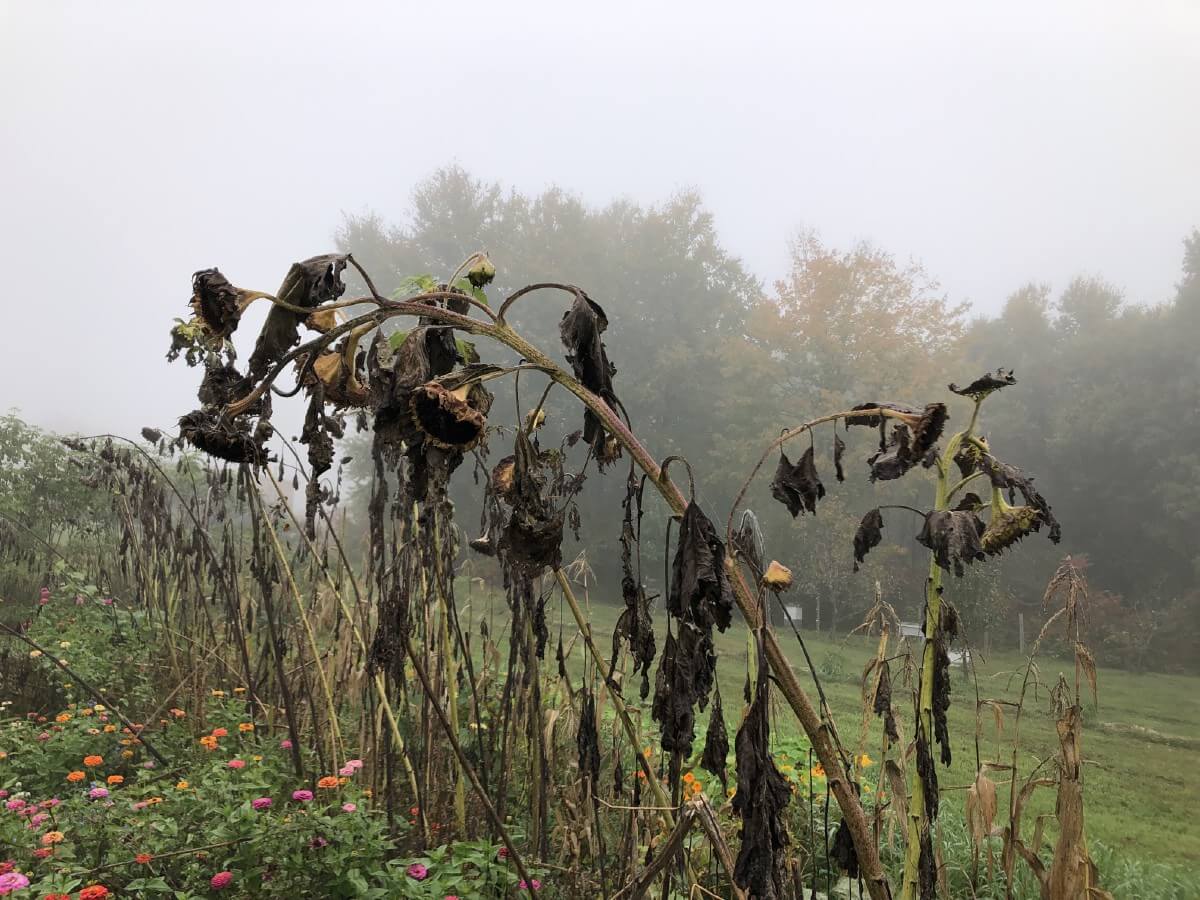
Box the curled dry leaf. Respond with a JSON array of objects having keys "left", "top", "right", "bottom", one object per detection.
[
  {"left": 700, "top": 682, "right": 729, "bottom": 789},
  {"left": 853, "top": 508, "right": 884, "bottom": 572},
  {"left": 559, "top": 291, "right": 619, "bottom": 450},
  {"left": 916, "top": 509, "right": 986, "bottom": 577},
  {"left": 770, "top": 445, "right": 825, "bottom": 516},
  {"left": 249, "top": 254, "right": 348, "bottom": 379},
  {"left": 669, "top": 502, "right": 735, "bottom": 632},
  {"left": 731, "top": 656, "right": 791, "bottom": 899},
  {"left": 612, "top": 474, "right": 655, "bottom": 699},
  {"left": 949, "top": 368, "right": 1017, "bottom": 399}
]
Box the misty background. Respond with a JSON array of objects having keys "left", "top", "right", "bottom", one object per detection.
[{"left": 2, "top": 2, "right": 1198, "bottom": 668}]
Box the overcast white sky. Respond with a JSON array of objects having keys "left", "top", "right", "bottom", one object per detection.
[{"left": 2, "top": 1, "right": 1197, "bottom": 435}]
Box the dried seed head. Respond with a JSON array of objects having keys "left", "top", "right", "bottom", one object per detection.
[{"left": 409, "top": 380, "right": 490, "bottom": 451}]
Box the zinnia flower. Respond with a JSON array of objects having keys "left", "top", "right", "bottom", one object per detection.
[
  {"left": 292, "top": 790, "right": 313, "bottom": 802},
  {"left": 5, "top": 800, "right": 24, "bottom": 811},
  {"left": 406, "top": 864, "right": 428, "bottom": 881},
  {"left": 211, "top": 727, "right": 228, "bottom": 738},
  {"left": 175, "top": 781, "right": 189, "bottom": 790},
  {"left": 41, "top": 831, "right": 64, "bottom": 845},
  {"left": 0, "top": 871, "right": 31, "bottom": 894},
  {"left": 251, "top": 797, "right": 272, "bottom": 811},
  {"left": 210, "top": 871, "right": 233, "bottom": 890},
  {"left": 135, "top": 853, "right": 153, "bottom": 864},
  {"left": 227, "top": 759, "right": 246, "bottom": 770},
  {"left": 518, "top": 879, "right": 542, "bottom": 890},
  {"left": 238, "top": 722, "right": 254, "bottom": 733},
  {"left": 279, "top": 739, "right": 292, "bottom": 750},
  {"left": 67, "top": 771, "right": 86, "bottom": 783},
  {"left": 83, "top": 755, "right": 103, "bottom": 767},
  {"left": 32, "top": 848, "right": 52, "bottom": 859},
  {"left": 88, "top": 788, "right": 109, "bottom": 800},
  {"left": 79, "top": 886, "right": 111, "bottom": 899},
  {"left": 107, "top": 775, "right": 124, "bottom": 786},
  {"left": 317, "top": 776, "right": 339, "bottom": 789},
  {"left": 341, "top": 802, "right": 357, "bottom": 813}
]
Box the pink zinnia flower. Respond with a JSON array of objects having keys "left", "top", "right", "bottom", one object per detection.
[
  {"left": 0, "top": 791, "right": 7, "bottom": 799},
  {"left": 210, "top": 870, "right": 233, "bottom": 890},
  {"left": 38, "top": 588, "right": 50, "bottom": 606},
  {"left": 292, "top": 790, "right": 313, "bottom": 802},
  {"left": 406, "top": 863, "right": 428, "bottom": 881},
  {"left": 227, "top": 759, "right": 245, "bottom": 770},
  {"left": 88, "top": 787, "right": 109, "bottom": 800},
  {"left": 279, "top": 739, "right": 292, "bottom": 750},
  {"left": 0, "top": 871, "right": 31, "bottom": 893},
  {"left": 251, "top": 797, "right": 272, "bottom": 810},
  {"left": 5, "top": 799, "right": 24, "bottom": 811},
  {"left": 341, "top": 802, "right": 357, "bottom": 813},
  {"left": 37, "top": 732, "right": 50, "bottom": 742},
  {"left": 518, "top": 879, "right": 542, "bottom": 890},
  {"left": 29, "top": 813, "right": 47, "bottom": 827},
  {"left": 40, "top": 798, "right": 60, "bottom": 808},
  {"left": 101, "top": 598, "right": 114, "bottom": 607}
]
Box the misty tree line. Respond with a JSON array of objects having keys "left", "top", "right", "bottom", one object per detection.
[{"left": 334, "top": 166, "right": 1198, "bottom": 674}]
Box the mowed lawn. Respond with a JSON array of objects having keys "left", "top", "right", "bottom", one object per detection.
[{"left": 465, "top": 584, "right": 1200, "bottom": 867}]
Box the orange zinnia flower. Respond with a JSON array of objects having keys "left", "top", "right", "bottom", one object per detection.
[
  {"left": 317, "top": 776, "right": 340, "bottom": 789},
  {"left": 135, "top": 853, "right": 153, "bottom": 864},
  {"left": 103, "top": 725, "right": 117, "bottom": 733},
  {"left": 810, "top": 764, "right": 826, "bottom": 779},
  {"left": 682, "top": 772, "right": 695, "bottom": 784},
  {"left": 211, "top": 727, "right": 229, "bottom": 738},
  {"left": 83, "top": 755, "right": 103, "bottom": 767},
  {"left": 107, "top": 775, "right": 124, "bottom": 786},
  {"left": 67, "top": 770, "right": 86, "bottom": 783},
  {"left": 42, "top": 831, "right": 65, "bottom": 845},
  {"left": 238, "top": 722, "right": 254, "bottom": 733}
]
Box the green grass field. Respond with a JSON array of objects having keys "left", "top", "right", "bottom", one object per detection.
[{"left": 465, "top": 583, "right": 1200, "bottom": 870}]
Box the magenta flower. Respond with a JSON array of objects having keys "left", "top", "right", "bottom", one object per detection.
[
  {"left": 210, "top": 870, "right": 233, "bottom": 890},
  {"left": 252, "top": 797, "right": 272, "bottom": 811},
  {"left": 406, "top": 863, "right": 428, "bottom": 881},
  {"left": 5, "top": 799, "right": 24, "bottom": 811},
  {"left": 88, "top": 787, "right": 109, "bottom": 800},
  {"left": 519, "top": 879, "right": 543, "bottom": 891},
  {"left": 279, "top": 739, "right": 293, "bottom": 750},
  {"left": 38, "top": 588, "right": 50, "bottom": 606},
  {"left": 101, "top": 598, "right": 114, "bottom": 607},
  {"left": 292, "top": 790, "right": 313, "bottom": 802},
  {"left": 227, "top": 759, "right": 246, "bottom": 770},
  {"left": 0, "top": 871, "right": 32, "bottom": 893}
]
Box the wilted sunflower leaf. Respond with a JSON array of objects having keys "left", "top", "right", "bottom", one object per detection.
[
  {"left": 731, "top": 652, "right": 791, "bottom": 898},
  {"left": 700, "top": 683, "right": 729, "bottom": 789},
  {"left": 669, "top": 501, "right": 735, "bottom": 631},
  {"left": 916, "top": 509, "right": 986, "bottom": 577},
  {"left": 559, "top": 292, "right": 619, "bottom": 449},
  {"left": 770, "top": 445, "right": 825, "bottom": 516},
  {"left": 853, "top": 508, "right": 884, "bottom": 572},
  {"left": 248, "top": 254, "right": 348, "bottom": 379},
  {"left": 949, "top": 368, "right": 1017, "bottom": 399}
]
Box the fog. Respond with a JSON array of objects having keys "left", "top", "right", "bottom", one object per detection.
[{"left": 1, "top": 1, "right": 1197, "bottom": 435}]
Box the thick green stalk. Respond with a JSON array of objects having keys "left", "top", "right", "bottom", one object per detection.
[{"left": 900, "top": 405, "right": 979, "bottom": 900}]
